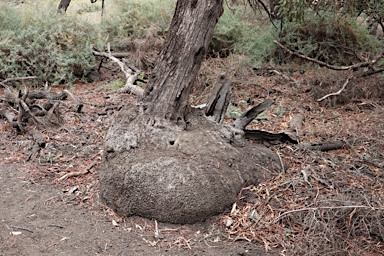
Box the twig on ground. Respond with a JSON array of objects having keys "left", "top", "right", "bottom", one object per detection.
[
  {"left": 275, "top": 205, "right": 383, "bottom": 223},
  {"left": 10, "top": 225, "right": 34, "bottom": 233},
  {"left": 0, "top": 76, "right": 37, "bottom": 87},
  {"left": 317, "top": 77, "right": 353, "bottom": 101},
  {"left": 270, "top": 69, "right": 299, "bottom": 85},
  {"left": 57, "top": 161, "right": 97, "bottom": 181}
]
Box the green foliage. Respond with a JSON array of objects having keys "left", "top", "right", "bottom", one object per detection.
[
  {"left": 272, "top": 12, "right": 383, "bottom": 65},
  {"left": 101, "top": 79, "right": 125, "bottom": 90},
  {"left": 102, "top": 0, "right": 175, "bottom": 40},
  {"left": 0, "top": 1, "right": 105, "bottom": 85},
  {"left": 226, "top": 104, "right": 242, "bottom": 119},
  {"left": 213, "top": 6, "right": 278, "bottom": 66},
  {"left": 76, "top": 2, "right": 101, "bottom": 14}
]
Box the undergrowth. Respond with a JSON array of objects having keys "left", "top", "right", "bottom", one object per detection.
[
  {"left": 0, "top": 1, "right": 104, "bottom": 85},
  {"left": 272, "top": 12, "right": 384, "bottom": 65}
]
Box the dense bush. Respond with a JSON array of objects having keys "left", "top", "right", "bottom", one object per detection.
[
  {"left": 0, "top": 1, "right": 104, "bottom": 85},
  {"left": 271, "top": 12, "right": 384, "bottom": 65},
  {"left": 102, "top": 0, "right": 175, "bottom": 44}
]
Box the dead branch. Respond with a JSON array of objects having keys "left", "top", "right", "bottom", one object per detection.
[
  {"left": 57, "top": 161, "right": 97, "bottom": 181},
  {"left": 19, "top": 98, "right": 45, "bottom": 126},
  {"left": 0, "top": 83, "right": 80, "bottom": 132},
  {"left": 317, "top": 76, "right": 352, "bottom": 102},
  {"left": 274, "top": 40, "right": 384, "bottom": 71},
  {"left": 233, "top": 99, "right": 275, "bottom": 130},
  {"left": 91, "top": 44, "right": 144, "bottom": 97},
  {"left": 0, "top": 76, "right": 37, "bottom": 87},
  {"left": 270, "top": 69, "right": 299, "bottom": 85},
  {"left": 1, "top": 108, "right": 20, "bottom": 131},
  {"left": 44, "top": 101, "right": 63, "bottom": 127},
  {"left": 28, "top": 90, "right": 67, "bottom": 101}
]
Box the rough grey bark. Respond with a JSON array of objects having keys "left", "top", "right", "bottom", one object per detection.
[
  {"left": 57, "top": 0, "right": 71, "bottom": 13},
  {"left": 143, "top": 0, "right": 224, "bottom": 122}
]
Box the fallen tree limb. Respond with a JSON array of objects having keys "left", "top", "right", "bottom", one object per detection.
[
  {"left": 57, "top": 161, "right": 97, "bottom": 181},
  {"left": 0, "top": 76, "right": 37, "bottom": 87},
  {"left": 274, "top": 40, "right": 384, "bottom": 71},
  {"left": 270, "top": 69, "right": 299, "bottom": 85},
  {"left": 0, "top": 83, "right": 82, "bottom": 132},
  {"left": 91, "top": 44, "right": 144, "bottom": 97},
  {"left": 317, "top": 76, "right": 353, "bottom": 102}
]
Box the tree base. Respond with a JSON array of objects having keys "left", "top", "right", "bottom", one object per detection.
[{"left": 99, "top": 104, "right": 281, "bottom": 224}]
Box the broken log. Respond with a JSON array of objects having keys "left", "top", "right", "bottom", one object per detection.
[{"left": 92, "top": 44, "right": 145, "bottom": 97}]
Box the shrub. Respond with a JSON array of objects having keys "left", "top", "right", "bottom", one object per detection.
[
  {"left": 0, "top": 1, "right": 105, "bottom": 85},
  {"left": 212, "top": 6, "right": 278, "bottom": 66},
  {"left": 102, "top": 0, "right": 175, "bottom": 41},
  {"left": 271, "top": 12, "right": 384, "bottom": 65}
]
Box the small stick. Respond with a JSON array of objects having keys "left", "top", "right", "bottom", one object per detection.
[
  {"left": 1, "top": 76, "right": 37, "bottom": 85},
  {"left": 57, "top": 161, "right": 97, "bottom": 181},
  {"left": 10, "top": 225, "right": 34, "bottom": 233},
  {"left": 275, "top": 205, "right": 383, "bottom": 223},
  {"left": 317, "top": 77, "right": 352, "bottom": 101}
]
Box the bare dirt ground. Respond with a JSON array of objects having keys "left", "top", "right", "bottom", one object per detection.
[{"left": 1, "top": 60, "right": 383, "bottom": 255}]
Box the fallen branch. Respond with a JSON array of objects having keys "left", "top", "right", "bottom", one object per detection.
[
  {"left": 244, "top": 129, "right": 298, "bottom": 144},
  {"left": 270, "top": 69, "right": 299, "bottom": 85},
  {"left": 91, "top": 44, "right": 144, "bottom": 97},
  {"left": 10, "top": 225, "right": 34, "bottom": 233},
  {"left": 57, "top": 161, "right": 97, "bottom": 181},
  {"left": 317, "top": 76, "right": 353, "bottom": 102},
  {"left": 0, "top": 76, "right": 37, "bottom": 87},
  {"left": 274, "top": 40, "right": 384, "bottom": 71}
]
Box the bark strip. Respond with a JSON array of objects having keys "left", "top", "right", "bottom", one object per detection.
[{"left": 233, "top": 99, "right": 275, "bottom": 130}]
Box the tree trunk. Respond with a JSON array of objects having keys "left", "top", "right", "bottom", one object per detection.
[
  {"left": 57, "top": 0, "right": 71, "bottom": 13},
  {"left": 143, "top": 0, "right": 224, "bottom": 122},
  {"left": 99, "top": 0, "right": 281, "bottom": 224}
]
